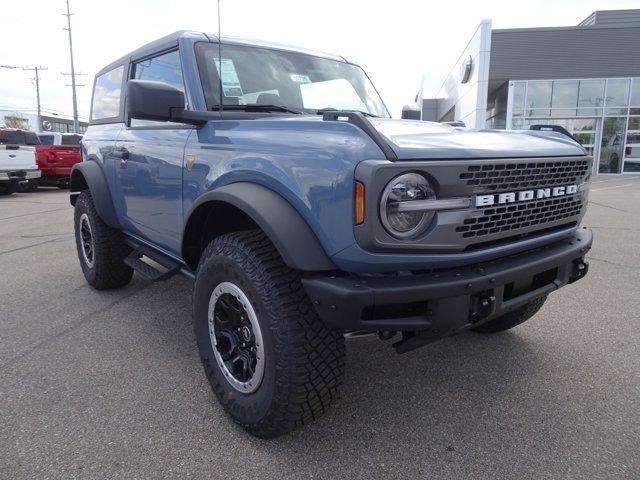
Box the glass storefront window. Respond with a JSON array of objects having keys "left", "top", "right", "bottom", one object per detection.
[
  {"left": 527, "top": 108, "right": 550, "bottom": 117},
  {"left": 526, "top": 81, "right": 552, "bottom": 115},
  {"left": 512, "top": 82, "right": 525, "bottom": 109},
  {"left": 507, "top": 78, "right": 640, "bottom": 173},
  {"left": 577, "top": 79, "right": 604, "bottom": 116},
  {"left": 605, "top": 108, "right": 628, "bottom": 115},
  {"left": 573, "top": 118, "right": 597, "bottom": 131},
  {"left": 605, "top": 79, "right": 630, "bottom": 107},
  {"left": 552, "top": 80, "right": 578, "bottom": 108},
  {"left": 551, "top": 109, "right": 577, "bottom": 118},
  {"left": 630, "top": 78, "right": 640, "bottom": 106},
  {"left": 599, "top": 117, "right": 626, "bottom": 173}
]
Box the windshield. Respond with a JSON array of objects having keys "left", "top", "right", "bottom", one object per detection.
[{"left": 195, "top": 42, "right": 389, "bottom": 117}]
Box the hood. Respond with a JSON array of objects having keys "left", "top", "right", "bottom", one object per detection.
[{"left": 368, "top": 118, "right": 586, "bottom": 160}]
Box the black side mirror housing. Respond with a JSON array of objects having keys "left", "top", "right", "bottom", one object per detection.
[
  {"left": 127, "top": 80, "right": 187, "bottom": 123},
  {"left": 401, "top": 104, "right": 421, "bottom": 120}
]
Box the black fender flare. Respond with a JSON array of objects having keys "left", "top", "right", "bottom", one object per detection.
[
  {"left": 184, "top": 183, "right": 337, "bottom": 272},
  {"left": 69, "top": 161, "right": 121, "bottom": 229}
]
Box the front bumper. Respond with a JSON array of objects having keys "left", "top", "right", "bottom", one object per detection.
[{"left": 303, "top": 228, "right": 592, "bottom": 343}]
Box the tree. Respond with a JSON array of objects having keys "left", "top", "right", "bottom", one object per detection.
[{"left": 3, "top": 114, "right": 29, "bottom": 129}]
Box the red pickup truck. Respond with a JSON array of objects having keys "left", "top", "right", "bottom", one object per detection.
[{"left": 36, "top": 133, "right": 82, "bottom": 188}]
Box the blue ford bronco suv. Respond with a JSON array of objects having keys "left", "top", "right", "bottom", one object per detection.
[{"left": 71, "top": 31, "right": 592, "bottom": 437}]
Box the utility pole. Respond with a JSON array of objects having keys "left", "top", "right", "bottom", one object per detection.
[
  {"left": 1, "top": 65, "right": 47, "bottom": 130},
  {"left": 63, "top": 0, "right": 79, "bottom": 133},
  {"left": 23, "top": 66, "right": 48, "bottom": 129}
]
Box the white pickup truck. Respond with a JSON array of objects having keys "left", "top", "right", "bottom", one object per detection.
[{"left": 0, "top": 128, "right": 41, "bottom": 195}]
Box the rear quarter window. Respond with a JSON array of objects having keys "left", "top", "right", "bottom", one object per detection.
[
  {"left": 24, "top": 131, "right": 40, "bottom": 145},
  {"left": 61, "top": 134, "right": 82, "bottom": 146},
  {"left": 39, "top": 134, "right": 54, "bottom": 145},
  {"left": 91, "top": 65, "right": 124, "bottom": 122}
]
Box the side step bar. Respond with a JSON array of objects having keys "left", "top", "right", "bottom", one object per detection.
[{"left": 123, "top": 243, "right": 183, "bottom": 282}]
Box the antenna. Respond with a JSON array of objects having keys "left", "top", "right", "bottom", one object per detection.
[{"left": 217, "top": 0, "right": 223, "bottom": 114}]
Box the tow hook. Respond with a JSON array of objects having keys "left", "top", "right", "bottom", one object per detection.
[
  {"left": 469, "top": 290, "right": 496, "bottom": 323},
  {"left": 569, "top": 259, "right": 589, "bottom": 283}
]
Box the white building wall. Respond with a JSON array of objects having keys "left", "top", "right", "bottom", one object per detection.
[{"left": 431, "top": 20, "right": 492, "bottom": 129}]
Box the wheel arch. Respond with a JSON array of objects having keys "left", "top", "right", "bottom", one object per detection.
[
  {"left": 182, "top": 183, "right": 336, "bottom": 272},
  {"left": 69, "top": 161, "right": 121, "bottom": 229}
]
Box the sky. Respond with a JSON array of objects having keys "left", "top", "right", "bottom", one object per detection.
[{"left": 1, "top": 0, "right": 639, "bottom": 121}]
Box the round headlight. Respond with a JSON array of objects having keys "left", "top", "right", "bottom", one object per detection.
[{"left": 380, "top": 173, "right": 436, "bottom": 239}]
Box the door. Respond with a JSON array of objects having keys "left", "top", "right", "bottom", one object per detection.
[
  {"left": 598, "top": 117, "right": 627, "bottom": 174},
  {"left": 114, "top": 49, "right": 192, "bottom": 255}
]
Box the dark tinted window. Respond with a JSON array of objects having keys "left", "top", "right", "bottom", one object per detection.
[
  {"left": 24, "top": 131, "right": 40, "bottom": 145},
  {"left": 61, "top": 134, "right": 82, "bottom": 145},
  {"left": 0, "top": 130, "right": 25, "bottom": 145},
  {"left": 91, "top": 65, "right": 124, "bottom": 121},
  {"left": 39, "top": 134, "right": 54, "bottom": 145}
]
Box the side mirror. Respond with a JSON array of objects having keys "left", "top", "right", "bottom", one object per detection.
[
  {"left": 127, "top": 80, "right": 186, "bottom": 122},
  {"left": 401, "top": 104, "right": 421, "bottom": 120}
]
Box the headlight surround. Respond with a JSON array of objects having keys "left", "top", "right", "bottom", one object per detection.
[{"left": 380, "top": 173, "right": 436, "bottom": 239}]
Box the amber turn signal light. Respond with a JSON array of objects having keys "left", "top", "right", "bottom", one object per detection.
[{"left": 354, "top": 181, "right": 365, "bottom": 225}]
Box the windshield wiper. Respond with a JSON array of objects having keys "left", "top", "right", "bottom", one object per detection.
[
  {"left": 213, "top": 104, "right": 304, "bottom": 114},
  {"left": 315, "top": 108, "right": 377, "bottom": 118}
]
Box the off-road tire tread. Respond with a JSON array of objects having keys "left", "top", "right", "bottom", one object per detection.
[
  {"left": 471, "top": 295, "right": 547, "bottom": 333},
  {"left": 74, "top": 190, "right": 133, "bottom": 290},
  {"left": 196, "top": 229, "right": 345, "bottom": 438}
]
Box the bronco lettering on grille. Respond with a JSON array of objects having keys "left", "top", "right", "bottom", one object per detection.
[{"left": 475, "top": 185, "right": 578, "bottom": 207}]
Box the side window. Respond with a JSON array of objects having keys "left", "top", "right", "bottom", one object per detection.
[
  {"left": 91, "top": 65, "right": 124, "bottom": 122},
  {"left": 131, "top": 50, "right": 185, "bottom": 126}
]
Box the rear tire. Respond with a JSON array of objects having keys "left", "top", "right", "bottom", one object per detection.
[
  {"left": 73, "top": 190, "right": 133, "bottom": 290},
  {"left": 0, "top": 183, "right": 16, "bottom": 196},
  {"left": 193, "top": 230, "right": 345, "bottom": 438},
  {"left": 471, "top": 295, "right": 547, "bottom": 333}
]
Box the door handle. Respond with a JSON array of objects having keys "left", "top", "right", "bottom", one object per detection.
[{"left": 113, "top": 147, "right": 130, "bottom": 167}]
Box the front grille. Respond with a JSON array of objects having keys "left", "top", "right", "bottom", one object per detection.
[
  {"left": 456, "top": 194, "right": 583, "bottom": 239},
  {"left": 459, "top": 159, "right": 590, "bottom": 191}
]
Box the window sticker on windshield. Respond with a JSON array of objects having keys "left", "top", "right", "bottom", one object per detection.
[
  {"left": 289, "top": 73, "right": 311, "bottom": 84},
  {"left": 214, "top": 58, "right": 244, "bottom": 97}
]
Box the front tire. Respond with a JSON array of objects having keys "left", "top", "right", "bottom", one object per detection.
[
  {"left": 73, "top": 190, "right": 133, "bottom": 290},
  {"left": 471, "top": 295, "right": 547, "bottom": 333},
  {"left": 193, "top": 230, "right": 345, "bottom": 438}
]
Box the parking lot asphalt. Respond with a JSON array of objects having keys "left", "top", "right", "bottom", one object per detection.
[{"left": 1, "top": 176, "right": 639, "bottom": 480}]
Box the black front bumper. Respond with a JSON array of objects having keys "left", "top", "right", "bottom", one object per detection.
[{"left": 303, "top": 228, "right": 592, "bottom": 344}]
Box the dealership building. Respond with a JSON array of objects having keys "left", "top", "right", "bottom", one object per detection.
[
  {"left": 420, "top": 9, "right": 640, "bottom": 174},
  {"left": 0, "top": 109, "right": 88, "bottom": 134}
]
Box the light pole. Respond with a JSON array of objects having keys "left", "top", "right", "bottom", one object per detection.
[{"left": 63, "top": 0, "right": 79, "bottom": 133}]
